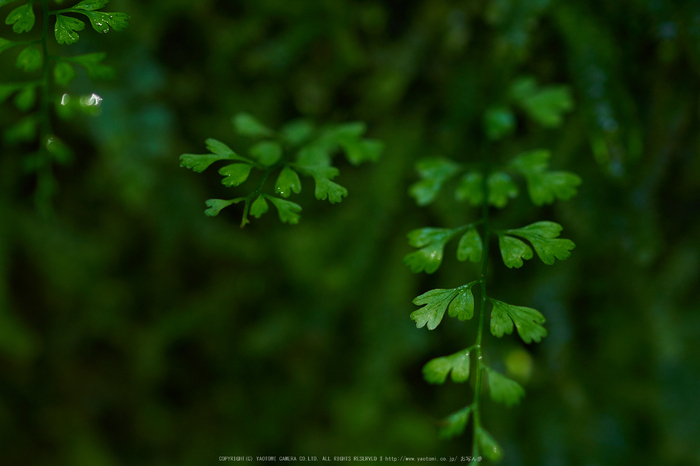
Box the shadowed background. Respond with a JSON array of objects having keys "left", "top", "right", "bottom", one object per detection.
[{"left": 1, "top": 0, "right": 699, "bottom": 464}]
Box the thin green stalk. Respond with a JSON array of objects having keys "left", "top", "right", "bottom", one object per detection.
[
  {"left": 36, "top": 0, "right": 54, "bottom": 216},
  {"left": 471, "top": 155, "right": 492, "bottom": 460}
]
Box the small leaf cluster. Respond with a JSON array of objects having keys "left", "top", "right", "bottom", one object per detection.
[
  {"left": 180, "top": 114, "right": 383, "bottom": 227},
  {"left": 405, "top": 78, "right": 579, "bottom": 460},
  {"left": 0, "top": 0, "right": 129, "bottom": 206},
  {"left": 409, "top": 77, "right": 579, "bottom": 208}
]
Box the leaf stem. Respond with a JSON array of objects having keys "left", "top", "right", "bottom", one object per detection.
[
  {"left": 36, "top": 0, "right": 55, "bottom": 216},
  {"left": 470, "top": 153, "right": 492, "bottom": 460}
]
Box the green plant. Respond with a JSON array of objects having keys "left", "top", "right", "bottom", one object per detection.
[
  {"left": 180, "top": 113, "right": 382, "bottom": 227},
  {"left": 0, "top": 0, "right": 129, "bottom": 212},
  {"left": 405, "top": 77, "right": 581, "bottom": 462}
]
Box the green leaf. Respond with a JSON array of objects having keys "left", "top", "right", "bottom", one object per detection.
[
  {"left": 438, "top": 407, "right": 471, "bottom": 439},
  {"left": 489, "top": 298, "right": 547, "bottom": 344},
  {"left": 204, "top": 198, "right": 241, "bottom": 217},
  {"left": 510, "top": 76, "right": 574, "bottom": 128},
  {"left": 233, "top": 113, "right": 274, "bottom": 138},
  {"left": 525, "top": 171, "right": 582, "bottom": 205},
  {"left": 296, "top": 144, "right": 331, "bottom": 167},
  {"left": 455, "top": 171, "right": 483, "bottom": 205},
  {"left": 498, "top": 234, "right": 533, "bottom": 268},
  {"left": 409, "top": 157, "right": 462, "bottom": 206},
  {"left": 339, "top": 138, "right": 383, "bottom": 165},
  {"left": 15, "top": 46, "right": 41, "bottom": 72},
  {"left": 218, "top": 163, "right": 254, "bottom": 187},
  {"left": 71, "top": 0, "right": 110, "bottom": 11},
  {"left": 486, "top": 367, "right": 525, "bottom": 406},
  {"left": 457, "top": 228, "right": 482, "bottom": 263},
  {"left": 404, "top": 227, "right": 465, "bottom": 274},
  {"left": 475, "top": 427, "right": 504, "bottom": 462},
  {"left": 5, "top": 116, "right": 37, "bottom": 144},
  {"left": 69, "top": 53, "right": 115, "bottom": 79},
  {"left": 249, "top": 195, "right": 269, "bottom": 218},
  {"left": 313, "top": 176, "right": 347, "bottom": 203},
  {"left": 509, "top": 149, "right": 581, "bottom": 204},
  {"left": 6, "top": 3, "right": 35, "bottom": 33},
  {"left": 484, "top": 106, "right": 515, "bottom": 141},
  {"left": 0, "top": 84, "right": 19, "bottom": 105},
  {"left": 295, "top": 164, "right": 347, "bottom": 204},
  {"left": 320, "top": 121, "right": 366, "bottom": 143},
  {"left": 275, "top": 166, "right": 302, "bottom": 197},
  {"left": 55, "top": 14, "right": 85, "bottom": 45},
  {"left": 45, "top": 136, "right": 74, "bottom": 164},
  {"left": 53, "top": 61, "right": 77, "bottom": 86},
  {"left": 447, "top": 284, "right": 475, "bottom": 321},
  {"left": 82, "top": 11, "right": 130, "bottom": 34},
  {"left": 250, "top": 141, "right": 282, "bottom": 166},
  {"left": 266, "top": 196, "right": 302, "bottom": 224},
  {"left": 0, "top": 37, "right": 20, "bottom": 54},
  {"left": 2, "top": 115, "right": 37, "bottom": 144},
  {"left": 13, "top": 85, "right": 35, "bottom": 111},
  {"left": 507, "top": 221, "right": 575, "bottom": 265},
  {"left": 410, "top": 287, "right": 460, "bottom": 330},
  {"left": 488, "top": 172, "right": 518, "bottom": 207},
  {"left": 423, "top": 349, "right": 471, "bottom": 384},
  {"left": 510, "top": 149, "right": 550, "bottom": 174},
  {"left": 405, "top": 227, "right": 452, "bottom": 248},
  {"left": 281, "top": 119, "right": 315, "bottom": 145},
  {"left": 180, "top": 153, "right": 239, "bottom": 173}
]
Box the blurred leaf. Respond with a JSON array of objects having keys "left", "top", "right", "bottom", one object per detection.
[
  {"left": 423, "top": 348, "right": 471, "bottom": 384},
  {"left": 510, "top": 149, "right": 581, "bottom": 204},
  {"left": 455, "top": 172, "right": 484, "bottom": 205},
  {"left": 45, "top": 136, "right": 75, "bottom": 164},
  {"left": 457, "top": 228, "right": 482, "bottom": 263},
  {"left": 525, "top": 171, "right": 581, "bottom": 205},
  {"left": 15, "top": 46, "right": 41, "bottom": 72},
  {"left": 487, "top": 172, "right": 518, "bottom": 207},
  {"left": 13, "top": 85, "right": 35, "bottom": 111},
  {"left": 250, "top": 141, "right": 282, "bottom": 166},
  {"left": 53, "top": 61, "right": 77, "bottom": 86},
  {"left": 281, "top": 119, "right": 315, "bottom": 145},
  {"left": 489, "top": 298, "right": 547, "bottom": 344},
  {"left": 409, "top": 157, "right": 462, "bottom": 206},
  {"left": 511, "top": 76, "right": 574, "bottom": 127},
  {"left": 69, "top": 52, "right": 115, "bottom": 79},
  {"left": 0, "top": 37, "right": 20, "bottom": 54},
  {"left": 233, "top": 113, "right": 274, "bottom": 137},
  {"left": 484, "top": 106, "right": 516, "bottom": 140},
  {"left": 6, "top": 3, "right": 35, "bottom": 33},
  {"left": 439, "top": 407, "right": 471, "bottom": 439},
  {"left": 476, "top": 427, "right": 504, "bottom": 462},
  {"left": 486, "top": 367, "right": 525, "bottom": 406}
]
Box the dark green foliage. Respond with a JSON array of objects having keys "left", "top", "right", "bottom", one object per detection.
[
  {"left": 0, "top": 0, "right": 129, "bottom": 212},
  {"left": 180, "top": 114, "right": 382, "bottom": 226}
]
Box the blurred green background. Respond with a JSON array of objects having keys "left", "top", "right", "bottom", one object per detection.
[{"left": 1, "top": 0, "right": 700, "bottom": 464}]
